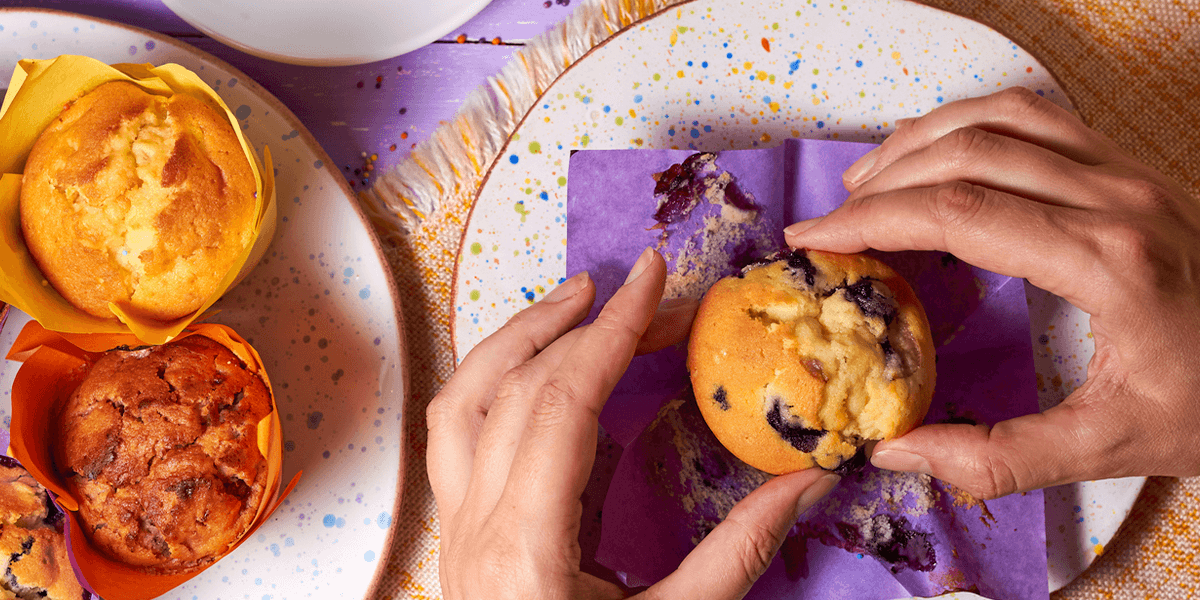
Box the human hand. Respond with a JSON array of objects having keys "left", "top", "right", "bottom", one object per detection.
[
  {"left": 783, "top": 86, "right": 1200, "bottom": 499},
  {"left": 427, "top": 248, "right": 840, "bottom": 600}
]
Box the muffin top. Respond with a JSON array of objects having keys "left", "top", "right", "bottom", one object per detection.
[
  {"left": 20, "top": 80, "right": 257, "bottom": 321},
  {"left": 55, "top": 336, "right": 271, "bottom": 573},
  {"left": 688, "top": 249, "right": 936, "bottom": 474}
]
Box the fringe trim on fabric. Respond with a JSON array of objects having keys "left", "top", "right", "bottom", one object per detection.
[{"left": 358, "top": 0, "right": 689, "bottom": 243}]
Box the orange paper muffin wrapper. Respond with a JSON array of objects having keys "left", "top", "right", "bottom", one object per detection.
[
  {"left": 0, "top": 55, "right": 277, "bottom": 345},
  {"left": 6, "top": 320, "right": 300, "bottom": 600}
]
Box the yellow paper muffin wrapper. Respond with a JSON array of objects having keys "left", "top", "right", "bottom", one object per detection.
[
  {"left": 0, "top": 55, "right": 277, "bottom": 345},
  {"left": 6, "top": 320, "right": 300, "bottom": 600}
]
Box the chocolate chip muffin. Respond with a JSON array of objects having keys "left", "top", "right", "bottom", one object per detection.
[
  {"left": 688, "top": 249, "right": 936, "bottom": 475},
  {"left": 20, "top": 80, "right": 258, "bottom": 321},
  {"left": 54, "top": 336, "right": 272, "bottom": 574},
  {"left": 0, "top": 458, "right": 85, "bottom": 600}
]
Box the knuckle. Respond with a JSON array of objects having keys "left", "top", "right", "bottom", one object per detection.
[
  {"left": 590, "top": 312, "right": 645, "bottom": 347},
  {"left": 935, "top": 127, "right": 998, "bottom": 171},
  {"left": 493, "top": 363, "right": 539, "bottom": 405},
  {"left": 928, "top": 181, "right": 991, "bottom": 230},
  {"left": 977, "top": 455, "right": 1020, "bottom": 500},
  {"left": 992, "top": 86, "right": 1049, "bottom": 121},
  {"left": 1088, "top": 218, "right": 1169, "bottom": 287},
  {"left": 493, "top": 318, "right": 543, "bottom": 359},
  {"left": 726, "top": 518, "right": 785, "bottom": 583},
  {"left": 1118, "top": 176, "right": 1178, "bottom": 214},
  {"left": 528, "top": 379, "right": 593, "bottom": 431},
  {"left": 425, "top": 393, "right": 459, "bottom": 433},
  {"left": 953, "top": 452, "right": 1017, "bottom": 500},
  {"left": 1095, "top": 220, "right": 1153, "bottom": 263}
]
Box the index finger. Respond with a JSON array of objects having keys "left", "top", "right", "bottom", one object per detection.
[
  {"left": 784, "top": 183, "right": 1105, "bottom": 315},
  {"left": 844, "top": 87, "right": 1122, "bottom": 189},
  {"left": 501, "top": 247, "right": 666, "bottom": 526}
]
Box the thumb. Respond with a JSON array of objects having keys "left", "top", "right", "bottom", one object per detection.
[
  {"left": 870, "top": 398, "right": 1122, "bottom": 499},
  {"left": 638, "top": 469, "right": 839, "bottom": 600}
]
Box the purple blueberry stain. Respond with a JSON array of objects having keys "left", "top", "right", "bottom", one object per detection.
[
  {"left": 766, "top": 397, "right": 825, "bottom": 452},
  {"left": 837, "top": 514, "right": 936, "bottom": 573}
]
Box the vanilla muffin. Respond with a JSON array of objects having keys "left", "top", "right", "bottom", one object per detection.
[
  {"left": 55, "top": 336, "right": 271, "bottom": 574},
  {"left": 688, "top": 249, "right": 936, "bottom": 474},
  {"left": 20, "top": 81, "right": 258, "bottom": 321}
]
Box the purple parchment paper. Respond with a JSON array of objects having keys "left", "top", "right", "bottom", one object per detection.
[{"left": 565, "top": 139, "right": 1048, "bottom": 599}]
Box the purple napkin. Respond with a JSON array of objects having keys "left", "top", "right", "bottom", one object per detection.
[{"left": 566, "top": 139, "right": 1048, "bottom": 599}]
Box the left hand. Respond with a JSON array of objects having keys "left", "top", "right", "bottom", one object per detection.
[{"left": 426, "top": 248, "right": 840, "bottom": 600}]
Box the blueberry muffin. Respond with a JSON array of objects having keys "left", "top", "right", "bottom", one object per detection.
[
  {"left": 54, "top": 336, "right": 271, "bottom": 574},
  {"left": 0, "top": 458, "right": 85, "bottom": 600},
  {"left": 20, "top": 81, "right": 258, "bottom": 321},
  {"left": 0, "top": 463, "right": 49, "bottom": 530},
  {"left": 687, "top": 249, "right": 936, "bottom": 474}
]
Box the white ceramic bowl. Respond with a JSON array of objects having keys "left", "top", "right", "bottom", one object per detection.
[{"left": 162, "top": 0, "right": 494, "bottom": 66}]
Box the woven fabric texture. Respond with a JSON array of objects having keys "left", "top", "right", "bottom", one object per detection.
[{"left": 370, "top": 1, "right": 1200, "bottom": 598}]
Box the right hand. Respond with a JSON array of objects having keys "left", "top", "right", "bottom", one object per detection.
[{"left": 783, "top": 87, "right": 1200, "bottom": 499}]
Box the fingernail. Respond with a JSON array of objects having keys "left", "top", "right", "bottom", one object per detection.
[
  {"left": 657, "top": 296, "right": 696, "bottom": 311},
  {"left": 783, "top": 216, "right": 824, "bottom": 238},
  {"left": 624, "top": 247, "right": 656, "bottom": 285},
  {"left": 797, "top": 473, "right": 840, "bottom": 515},
  {"left": 870, "top": 449, "right": 932, "bottom": 475},
  {"left": 894, "top": 117, "right": 915, "bottom": 129},
  {"left": 541, "top": 271, "right": 590, "bottom": 303},
  {"left": 842, "top": 146, "right": 881, "bottom": 187}
]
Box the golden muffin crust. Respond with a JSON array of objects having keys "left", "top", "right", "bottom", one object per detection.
[
  {"left": 0, "top": 524, "right": 85, "bottom": 600},
  {"left": 55, "top": 336, "right": 271, "bottom": 574},
  {"left": 0, "top": 459, "right": 84, "bottom": 600},
  {"left": 20, "top": 80, "right": 257, "bottom": 321},
  {"left": 0, "top": 464, "right": 49, "bottom": 530},
  {"left": 688, "top": 249, "right": 936, "bottom": 475}
]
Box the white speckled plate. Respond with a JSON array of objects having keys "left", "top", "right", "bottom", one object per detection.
[
  {"left": 451, "top": 0, "right": 1144, "bottom": 594},
  {"left": 0, "top": 9, "right": 407, "bottom": 600}
]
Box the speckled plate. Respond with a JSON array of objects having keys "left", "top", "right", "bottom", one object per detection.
[
  {"left": 0, "top": 9, "right": 407, "bottom": 600},
  {"left": 450, "top": 0, "right": 1144, "bottom": 594}
]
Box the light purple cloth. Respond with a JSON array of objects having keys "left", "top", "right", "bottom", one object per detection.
[{"left": 566, "top": 139, "right": 1048, "bottom": 599}]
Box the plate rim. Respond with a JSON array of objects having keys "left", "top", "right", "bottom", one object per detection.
[
  {"left": 445, "top": 0, "right": 1145, "bottom": 592},
  {"left": 447, "top": 0, "right": 689, "bottom": 365},
  {"left": 0, "top": 8, "right": 410, "bottom": 599},
  {"left": 160, "top": 0, "right": 495, "bottom": 66}
]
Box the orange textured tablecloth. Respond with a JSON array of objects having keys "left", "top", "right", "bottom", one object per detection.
[{"left": 369, "top": 1, "right": 1200, "bottom": 598}]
